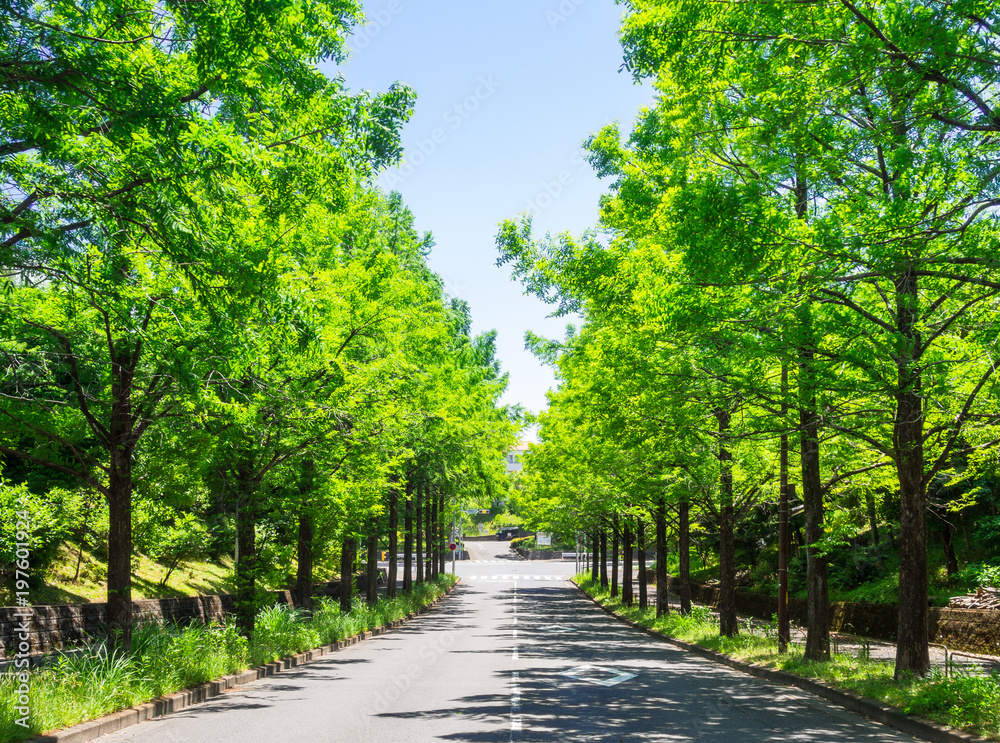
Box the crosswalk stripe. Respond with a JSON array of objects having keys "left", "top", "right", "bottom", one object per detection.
[{"left": 464, "top": 575, "right": 564, "bottom": 581}]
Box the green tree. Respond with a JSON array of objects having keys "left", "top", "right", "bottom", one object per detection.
[{"left": 0, "top": 1, "right": 413, "bottom": 650}]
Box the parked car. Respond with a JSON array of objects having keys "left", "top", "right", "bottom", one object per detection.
[{"left": 496, "top": 527, "right": 519, "bottom": 541}]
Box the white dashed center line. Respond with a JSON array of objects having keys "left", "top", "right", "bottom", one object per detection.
[
  {"left": 510, "top": 671, "right": 522, "bottom": 736},
  {"left": 510, "top": 582, "right": 521, "bottom": 740}
]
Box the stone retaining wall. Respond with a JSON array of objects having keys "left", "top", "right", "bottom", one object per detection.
[
  {"left": 0, "top": 582, "right": 348, "bottom": 657},
  {"left": 929, "top": 607, "right": 1000, "bottom": 657},
  {"left": 666, "top": 576, "right": 1000, "bottom": 657}
]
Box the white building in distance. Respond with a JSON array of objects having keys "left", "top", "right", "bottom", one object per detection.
[{"left": 505, "top": 442, "right": 530, "bottom": 474}]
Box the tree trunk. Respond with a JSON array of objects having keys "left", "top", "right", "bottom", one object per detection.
[
  {"left": 403, "top": 480, "right": 413, "bottom": 593},
  {"left": 424, "top": 486, "right": 433, "bottom": 580},
  {"left": 432, "top": 489, "right": 440, "bottom": 578},
  {"left": 778, "top": 363, "right": 790, "bottom": 652},
  {"left": 106, "top": 447, "right": 134, "bottom": 652},
  {"left": 716, "top": 408, "right": 738, "bottom": 637},
  {"left": 611, "top": 515, "right": 620, "bottom": 598},
  {"left": 637, "top": 518, "right": 647, "bottom": 610},
  {"left": 623, "top": 520, "right": 633, "bottom": 607},
  {"left": 106, "top": 350, "right": 136, "bottom": 653},
  {"left": 340, "top": 537, "right": 354, "bottom": 614},
  {"left": 801, "top": 409, "right": 830, "bottom": 660},
  {"left": 366, "top": 526, "right": 378, "bottom": 605},
  {"left": 295, "top": 505, "right": 314, "bottom": 611},
  {"left": 894, "top": 266, "right": 930, "bottom": 679},
  {"left": 234, "top": 477, "right": 257, "bottom": 639},
  {"left": 800, "top": 315, "right": 830, "bottom": 661},
  {"left": 387, "top": 485, "right": 399, "bottom": 599},
  {"left": 599, "top": 528, "right": 608, "bottom": 589},
  {"left": 73, "top": 533, "right": 86, "bottom": 582},
  {"left": 679, "top": 496, "right": 691, "bottom": 614},
  {"left": 656, "top": 499, "right": 669, "bottom": 616},
  {"left": 438, "top": 491, "right": 446, "bottom": 576},
  {"left": 866, "top": 492, "right": 880, "bottom": 547},
  {"left": 591, "top": 529, "right": 600, "bottom": 583},
  {"left": 294, "top": 459, "right": 316, "bottom": 611},
  {"left": 415, "top": 480, "right": 424, "bottom": 584},
  {"left": 942, "top": 522, "right": 959, "bottom": 580}
]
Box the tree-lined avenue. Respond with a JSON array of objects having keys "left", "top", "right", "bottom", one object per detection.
[{"left": 97, "top": 545, "right": 917, "bottom": 743}]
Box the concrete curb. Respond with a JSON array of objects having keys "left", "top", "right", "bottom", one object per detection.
[
  {"left": 26, "top": 579, "right": 461, "bottom": 743},
  {"left": 571, "top": 580, "right": 994, "bottom": 743}
]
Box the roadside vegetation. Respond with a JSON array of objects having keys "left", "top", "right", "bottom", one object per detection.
[
  {"left": 576, "top": 576, "right": 1000, "bottom": 741},
  {"left": 499, "top": 0, "right": 1000, "bottom": 683},
  {"left": 0, "top": 0, "right": 517, "bottom": 660},
  {"left": 0, "top": 576, "right": 456, "bottom": 742},
  {"left": 649, "top": 539, "right": 999, "bottom": 609},
  {"left": 0, "top": 546, "right": 234, "bottom": 607}
]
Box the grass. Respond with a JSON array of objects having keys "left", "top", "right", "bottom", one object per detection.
[
  {"left": 656, "top": 553, "right": 718, "bottom": 584},
  {"left": 0, "top": 544, "right": 235, "bottom": 606},
  {"left": 0, "top": 576, "right": 457, "bottom": 742},
  {"left": 574, "top": 575, "right": 1000, "bottom": 741}
]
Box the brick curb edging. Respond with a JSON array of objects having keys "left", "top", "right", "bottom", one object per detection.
[
  {"left": 27, "top": 580, "right": 462, "bottom": 743},
  {"left": 571, "top": 580, "right": 993, "bottom": 743}
]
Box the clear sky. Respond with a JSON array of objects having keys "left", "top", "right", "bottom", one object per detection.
[{"left": 323, "top": 1, "right": 652, "bottom": 419}]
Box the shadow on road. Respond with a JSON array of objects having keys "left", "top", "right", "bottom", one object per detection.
[{"left": 375, "top": 584, "right": 912, "bottom": 743}]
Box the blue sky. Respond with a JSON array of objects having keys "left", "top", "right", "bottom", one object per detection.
[{"left": 324, "top": 1, "right": 652, "bottom": 419}]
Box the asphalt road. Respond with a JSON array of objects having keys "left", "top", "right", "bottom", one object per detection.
[{"left": 98, "top": 542, "right": 918, "bottom": 742}]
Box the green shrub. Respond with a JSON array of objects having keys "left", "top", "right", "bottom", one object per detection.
[
  {"left": 0, "top": 481, "right": 93, "bottom": 586},
  {"left": 954, "top": 561, "right": 1000, "bottom": 591},
  {"left": 904, "top": 672, "right": 1000, "bottom": 731},
  {"left": 829, "top": 544, "right": 888, "bottom": 591},
  {"left": 980, "top": 565, "right": 1000, "bottom": 589},
  {"left": 974, "top": 515, "right": 1000, "bottom": 555},
  {"left": 132, "top": 500, "right": 211, "bottom": 586}
]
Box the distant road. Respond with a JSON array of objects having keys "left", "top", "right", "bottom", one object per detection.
[{"left": 100, "top": 542, "right": 916, "bottom": 742}]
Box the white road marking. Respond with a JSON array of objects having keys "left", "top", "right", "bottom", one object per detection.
[
  {"left": 510, "top": 582, "right": 522, "bottom": 740},
  {"left": 512, "top": 582, "right": 519, "bottom": 660},
  {"left": 544, "top": 624, "right": 574, "bottom": 633},
  {"left": 510, "top": 671, "right": 523, "bottom": 738},
  {"left": 559, "top": 664, "right": 637, "bottom": 687},
  {"left": 463, "top": 575, "right": 564, "bottom": 581}
]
